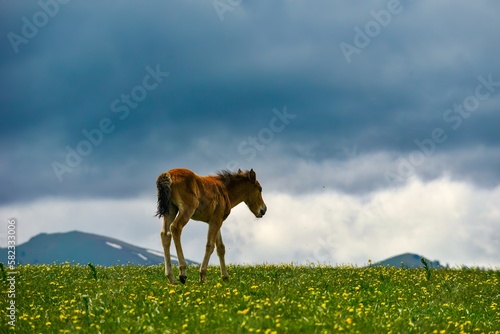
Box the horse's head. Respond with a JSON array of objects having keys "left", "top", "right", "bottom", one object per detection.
[{"left": 240, "top": 169, "right": 267, "bottom": 218}]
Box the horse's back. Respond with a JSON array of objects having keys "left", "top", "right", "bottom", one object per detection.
[
  {"left": 166, "top": 168, "right": 218, "bottom": 190},
  {"left": 167, "top": 168, "right": 197, "bottom": 183},
  {"left": 166, "top": 168, "right": 230, "bottom": 221},
  {"left": 166, "top": 168, "right": 201, "bottom": 200}
]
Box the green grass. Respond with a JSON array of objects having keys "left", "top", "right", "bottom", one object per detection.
[{"left": 2, "top": 263, "right": 499, "bottom": 333}]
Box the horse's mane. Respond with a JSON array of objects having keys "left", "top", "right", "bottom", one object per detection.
[{"left": 215, "top": 169, "right": 240, "bottom": 182}]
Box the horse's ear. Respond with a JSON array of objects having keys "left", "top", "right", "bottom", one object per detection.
[
  {"left": 237, "top": 169, "right": 243, "bottom": 174},
  {"left": 248, "top": 169, "right": 256, "bottom": 183}
]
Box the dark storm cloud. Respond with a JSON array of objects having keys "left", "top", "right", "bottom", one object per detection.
[{"left": 1, "top": 0, "right": 500, "bottom": 204}]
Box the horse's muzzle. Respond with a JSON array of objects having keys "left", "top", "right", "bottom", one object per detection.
[{"left": 257, "top": 205, "right": 267, "bottom": 218}]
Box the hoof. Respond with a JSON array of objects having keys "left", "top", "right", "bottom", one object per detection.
[
  {"left": 222, "top": 276, "right": 229, "bottom": 282},
  {"left": 166, "top": 274, "right": 177, "bottom": 284},
  {"left": 179, "top": 275, "right": 187, "bottom": 284},
  {"left": 199, "top": 272, "right": 206, "bottom": 283}
]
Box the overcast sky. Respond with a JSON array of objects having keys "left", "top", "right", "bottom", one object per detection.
[{"left": 1, "top": 1, "right": 499, "bottom": 267}]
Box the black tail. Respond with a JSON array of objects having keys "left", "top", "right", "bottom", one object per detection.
[{"left": 156, "top": 173, "right": 172, "bottom": 218}]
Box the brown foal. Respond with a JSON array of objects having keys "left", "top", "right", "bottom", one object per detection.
[{"left": 156, "top": 168, "right": 267, "bottom": 283}]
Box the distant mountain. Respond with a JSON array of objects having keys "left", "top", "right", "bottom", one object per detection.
[
  {"left": 1, "top": 231, "right": 198, "bottom": 266},
  {"left": 373, "top": 253, "right": 443, "bottom": 269}
]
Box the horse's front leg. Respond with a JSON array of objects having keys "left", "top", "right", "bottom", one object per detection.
[{"left": 199, "top": 221, "right": 222, "bottom": 283}]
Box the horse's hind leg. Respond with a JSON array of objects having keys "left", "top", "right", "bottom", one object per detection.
[
  {"left": 170, "top": 208, "right": 194, "bottom": 284},
  {"left": 215, "top": 231, "right": 229, "bottom": 281},
  {"left": 160, "top": 207, "right": 178, "bottom": 284}
]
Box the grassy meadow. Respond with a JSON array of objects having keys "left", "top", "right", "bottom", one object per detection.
[{"left": 1, "top": 263, "right": 499, "bottom": 333}]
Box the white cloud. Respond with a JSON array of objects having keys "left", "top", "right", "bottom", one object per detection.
[
  {"left": 224, "top": 177, "right": 500, "bottom": 267},
  {"left": 1, "top": 177, "right": 499, "bottom": 268}
]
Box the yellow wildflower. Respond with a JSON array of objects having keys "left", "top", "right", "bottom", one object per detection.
[{"left": 237, "top": 308, "right": 250, "bottom": 315}]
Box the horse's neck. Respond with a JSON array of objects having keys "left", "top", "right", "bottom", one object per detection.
[{"left": 225, "top": 180, "right": 247, "bottom": 208}]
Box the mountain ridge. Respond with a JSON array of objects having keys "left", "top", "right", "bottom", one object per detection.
[
  {"left": 2, "top": 231, "right": 442, "bottom": 268},
  {"left": 373, "top": 252, "right": 443, "bottom": 269},
  {"left": 1, "top": 230, "right": 198, "bottom": 266}
]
